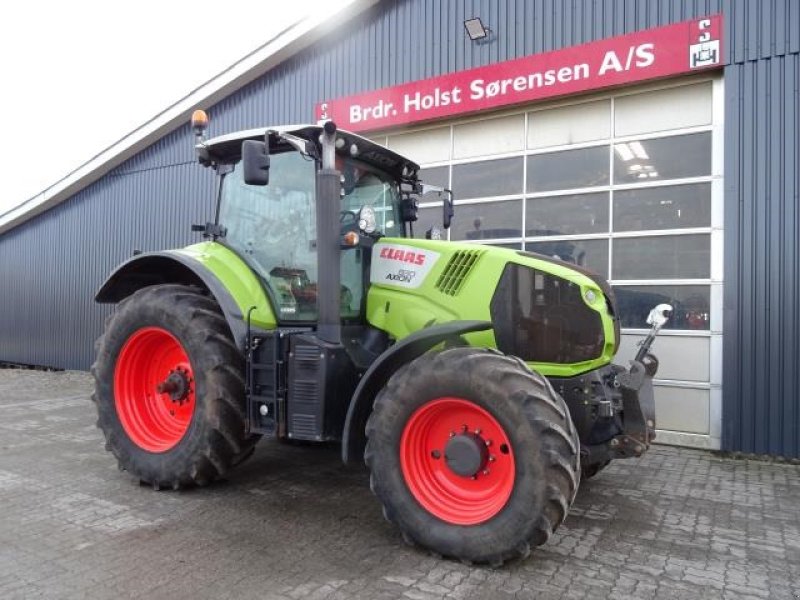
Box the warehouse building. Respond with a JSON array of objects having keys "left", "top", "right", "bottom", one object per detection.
[{"left": 0, "top": 0, "right": 797, "bottom": 458}]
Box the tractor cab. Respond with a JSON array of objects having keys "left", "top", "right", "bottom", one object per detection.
[{"left": 196, "top": 122, "right": 452, "bottom": 323}]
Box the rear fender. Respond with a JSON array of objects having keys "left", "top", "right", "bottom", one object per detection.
[
  {"left": 341, "top": 320, "right": 493, "bottom": 464},
  {"left": 95, "top": 251, "right": 249, "bottom": 347}
]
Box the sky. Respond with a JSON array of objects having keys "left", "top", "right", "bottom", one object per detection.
[{"left": 0, "top": 0, "right": 333, "bottom": 215}]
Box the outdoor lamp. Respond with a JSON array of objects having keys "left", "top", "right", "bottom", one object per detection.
[{"left": 464, "top": 17, "right": 490, "bottom": 41}]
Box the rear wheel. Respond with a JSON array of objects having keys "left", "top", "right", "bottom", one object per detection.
[
  {"left": 365, "top": 347, "right": 580, "bottom": 565},
  {"left": 92, "top": 284, "right": 258, "bottom": 488}
]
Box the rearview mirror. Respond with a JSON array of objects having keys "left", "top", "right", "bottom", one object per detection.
[
  {"left": 418, "top": 184, "right": 455, "bottom": 230},
  {"left": 242, "top": 140, "right": 270, "bottom": 185},
  {"left": 443, "top": 190, "right": 454, "bottom": 230}
]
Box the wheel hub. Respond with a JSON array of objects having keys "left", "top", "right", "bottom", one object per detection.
[
  {"left": 399, "top": 397, "right": 516, "bottom": 525},
  {"left": 444, "top": 432, "right": 488, "bottom": 477},
  {"left": 114, "top": 327, "right": 196, "bottom": 453},
  {"left": 156, "top": 368, "right": 191, "bottom": 403}
]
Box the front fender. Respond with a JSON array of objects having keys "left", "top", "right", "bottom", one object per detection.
[
  {"left": 341, "top": 320, "right": 493, "bottom": 464},
  {"left": 96, "top": 251, "right": 252, "bottom": 348}
]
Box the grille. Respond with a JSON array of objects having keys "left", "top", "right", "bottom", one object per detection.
[
  {"left": 490, "top": 263, "right": 605, "bottom": 364},
  {"left": 294, "top": 345, "right": 319, "bottom": 365},
  {"left": 290, "top": 414, "right": 318, "bottom": 437},
  {"left": 435, "top": 249, "right": 485, "bottom": 296},
  {"left": 292, "top": 379, "right": 317, "bottom": 400}
]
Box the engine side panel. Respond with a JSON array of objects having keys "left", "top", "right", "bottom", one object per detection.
[{"left": 366, "top": 238, "right": 616, "bottom": 377}]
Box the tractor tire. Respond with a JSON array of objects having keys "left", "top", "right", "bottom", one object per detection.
[
  {"left": 365, "top": 347, "right": 580, "bottom": 565},
  {"left": 92, "top": 284, "right": 259, "bottom": 489},
  {"left": 581, "top": 460, "right": 610, "bottom": 480}
]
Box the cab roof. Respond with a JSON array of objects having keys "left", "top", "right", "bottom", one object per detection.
[{"left": 200, "top": 124, "right": 420, "bottom": 182}]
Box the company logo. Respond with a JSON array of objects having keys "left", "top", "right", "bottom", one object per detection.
[
  {"left": 385, "top": 269, "right": 416, "bottom": 283},
  {"left": 371, "top": 244, "right": 440, "bottom": 289},
  {"left": 379, "top": 247, "right": 426, "bottom": 266},
  {"left": 689, "top": 18, "right": 721, "bottom": 69}
]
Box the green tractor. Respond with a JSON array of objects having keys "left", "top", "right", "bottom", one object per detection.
[{"left": 92, "top": 111, "right": 671, "bottom": 565}]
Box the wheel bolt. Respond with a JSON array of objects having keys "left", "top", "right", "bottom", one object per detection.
[
  {"left": 485, "top": 439, "right": 492, "bottom": 447},
  {"left": 461, "top": 424, "right": 468, "bottom": 432},
  {"left": 471, "top": 475, "right": 477, "bottom": 480},
  {"left": 474, "top": 428, "right": 481, "bottom": 434},
  {"left": 431, "top": 449, "right": 441, "bottom": 459},
  {"left": 449, "top": 431, "right": 456, "bottom": 438},
  {"left": 489, "top": 456, "right": 496, "bottom": 462},
  {"left": 482, "top": 469, "right": 490, "bottom": 476}
]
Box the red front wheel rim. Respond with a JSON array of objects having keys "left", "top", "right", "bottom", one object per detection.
[
  {"left": 114, "top": 327, "right": 196, "bottom": 453},
  {"left": 400, "top": 397, "right": 516, "bottom": 525}
]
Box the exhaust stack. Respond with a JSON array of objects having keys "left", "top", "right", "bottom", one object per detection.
[{"left": 315, "top": 121, "right": 342, "bottom": 344}]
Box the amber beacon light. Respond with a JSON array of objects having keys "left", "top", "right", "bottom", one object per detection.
[{"left": 191, "top": 109, "right": 209, "bottom": 141}]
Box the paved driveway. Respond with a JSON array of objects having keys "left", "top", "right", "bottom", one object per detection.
[{"left": 0, "top": 368, "right": 798, "bottom": 599}]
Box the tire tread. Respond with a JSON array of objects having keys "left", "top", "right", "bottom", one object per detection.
[
  {"left": 365, "top": 347, "right": 580, "bottom": 565},
  {"left": 91, "top": 284, "right": 258, "bottom": 489}
]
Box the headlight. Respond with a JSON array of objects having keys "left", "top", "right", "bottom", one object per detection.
[{"left": 358, "top": 205, "right": 376, "bottom": 234}]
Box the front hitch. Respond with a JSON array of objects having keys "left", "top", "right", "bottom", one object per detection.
[{"left": 608, "top": 304, "right": 672, "bottom": 459}]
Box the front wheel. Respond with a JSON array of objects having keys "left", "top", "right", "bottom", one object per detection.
[
  {"left": 365, "top": 347, "right": 580, "bottom": 565},
  {"left": 92, "top": 284, "right": 258, "bottom": 489}
]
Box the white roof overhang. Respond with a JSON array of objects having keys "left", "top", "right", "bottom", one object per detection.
[{"left": 0, "top": 0, "right": 378, "bottom": 235}]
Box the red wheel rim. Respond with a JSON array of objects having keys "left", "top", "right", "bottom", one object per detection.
[
  {"left": 114, "top": 327, "right": 195, "bottom": 452},
  {"left": 400, "top": 397, "right": 515, "bottom": 525}
]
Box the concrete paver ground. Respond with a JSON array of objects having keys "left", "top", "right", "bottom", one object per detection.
[{"left": 1, "top": 368, "right": 799, "bottom": 599}]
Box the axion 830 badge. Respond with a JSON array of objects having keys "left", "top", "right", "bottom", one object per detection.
[{"left": 371, "top": 243, "right": 441, "bottom": 289}]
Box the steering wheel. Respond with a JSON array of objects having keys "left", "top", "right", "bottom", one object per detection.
[{"left": 340, "top": 210, "right": 358, "bottom": 224}]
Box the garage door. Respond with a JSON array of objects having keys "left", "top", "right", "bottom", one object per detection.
[{"left": 373, "top": 77, "right": 724, "bottom": 449}]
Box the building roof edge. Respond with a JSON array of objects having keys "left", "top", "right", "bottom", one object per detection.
[{"left": 0, "top": 0, "right": 378, "bottom": 236}]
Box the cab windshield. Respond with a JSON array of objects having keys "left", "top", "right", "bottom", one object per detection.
[{"left": 218, "top": 150, "right": 403, "bottom": 322}]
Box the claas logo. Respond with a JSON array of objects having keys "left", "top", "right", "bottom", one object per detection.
[{"left": 380, "top": 247, "right": 426, "bottom": 265}]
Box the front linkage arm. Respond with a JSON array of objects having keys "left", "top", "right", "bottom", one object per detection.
[{"left": 607, "top": 304, "right": 673, "bottom": 459}]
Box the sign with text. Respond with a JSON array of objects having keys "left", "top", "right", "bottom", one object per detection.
[
  {"left": 370, "top": 243, "right": 441, "bottom": 289},
  {"left": 315, "top": 15, "right": 722, "bottom": 132}
]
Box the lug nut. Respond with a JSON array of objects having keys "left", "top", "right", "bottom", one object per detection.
[
  {"left": 482, "top": 469, "right": 490, "bottom": 476},
  {"left": 488, "top": 456, "right": 496, "bottom": 462},
  {"left": 610, "top": 439, "right": 619, "bottom": 448},
  {"left": 474, "top": 428, "right": 481, "bottom": 435},
  {"left": 484, "top": 439, "right": 492, "bottom": 447},
  {"left": 449, "top": 431, "right": 456, "bottom": 438},
  {"left": 431, "top": 450, "right": 441, "bottom": 459}
]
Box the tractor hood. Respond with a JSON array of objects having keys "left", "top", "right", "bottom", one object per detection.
[
  {"left": 199, "top": 124, "right": 420, "bottom": 182},
  {"left": 366, "top": 238, "right": 620, "bottom": 378}
]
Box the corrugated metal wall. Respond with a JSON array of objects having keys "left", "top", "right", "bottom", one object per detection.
[
  {"left": 0, "top": 165, "right": 214, "bottom": 369},
  {"left": 722, "top": 51, "right": 800, "bottom": 457},
  {"left": 0, "top": 0, "right": 798, "bottom": 456}
]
